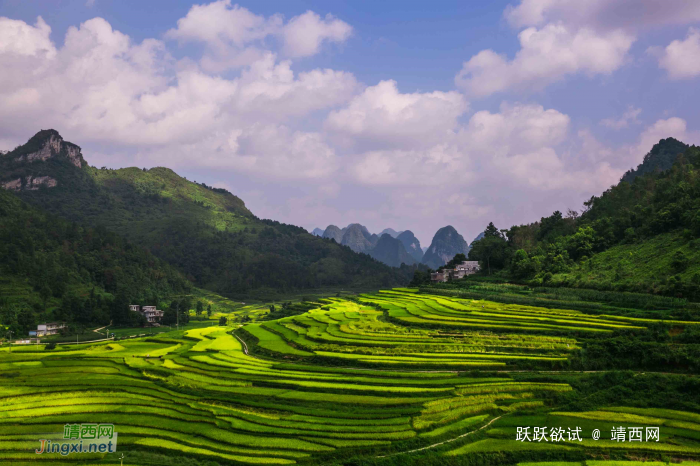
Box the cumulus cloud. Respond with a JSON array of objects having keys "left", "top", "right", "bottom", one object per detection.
[
  {"left": 458, "top": 0, "right": 700, "bottom": 98},
  {"left": 0, "top": 16, "right": 55, "bottom": 58},
  {"left": 0, "top": 13, "right": 358, "bottom": 180},
  {"left": 652, "top": 28, "right": 700, "bottom": 79},
  {"left": 281, "top": 11, "right": 352, "bottom": 58},
  {"left": 165, "top": 1, "right": 351, "bottom": 70},
  {"left": 504, "top": 0, "right": 700, "bottom": 31},
  {"left": 455, "top": 24, "right": 633, "bottom": 97},
  {"left": 325, "top": 80, "right": 467, "bottom": 149},
  {"left": 600, "top": 106, "right": 641, "bottom": 130}
]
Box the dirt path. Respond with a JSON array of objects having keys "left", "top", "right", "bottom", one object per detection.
[
  {"left": 376, "top": 415, "right": 503, "bottom": 458},
  {"left": 233, "top": 333, "right": 249, "bottom": 355}
]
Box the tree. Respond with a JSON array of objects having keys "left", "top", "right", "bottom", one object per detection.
[
  {"left": 469, "top": 223, "right": 509, "bottom": 275},
  {"left": 17, "top": 307, "right": 35, "bottom": 335},
  {"left": 219, "top": 316, "right": 227, "bottom": 326},
  {"left": 207, "top": 304, "right": 212, "bottom": 318},
  {"left": 109, "top": 293, "right": 131, "bottom": 326},
  {"left": 39, "top": 285, "right": 52, "bottom": 312},
  {"left": 671, "top": 251, "right": 690, "bottom": 273},
  {"left": 445, "top": 254, "right": 467, "bottom": 269},
  {"left": 196, "top": 301, "right": 204, "bottom": 317}
]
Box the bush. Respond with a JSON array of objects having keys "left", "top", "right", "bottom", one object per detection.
[
  {"left": 45, "top": 342, "right": 56, "bottom": 350},
  {"left": 671, "top": 251, "right": 689, "bottom": 273}
]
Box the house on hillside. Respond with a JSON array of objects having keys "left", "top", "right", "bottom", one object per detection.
[
  {"left": 28, "top": 322, "right": 66, "bottom": 337},
  {"left": 129, "top": 305, "right": 164, "bottom": 325},
  {"left": 453, "top": 261, "right": 480, "bottom": 278},
  {"left": 431, "top": 261, "right": 480, "bottom": 282}
]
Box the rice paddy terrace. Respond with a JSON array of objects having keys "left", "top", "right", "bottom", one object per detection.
[{"left": 0, "top": 289, "right": 699, "bottom": 465}]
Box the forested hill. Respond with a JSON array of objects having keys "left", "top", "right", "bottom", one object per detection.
[
  {"left": 620, "top": 137, "right": 688, "bottom": 184},
  {"left": 0, "top": 130, "right": 412, "bottom": 298},
  {"left": 465, "top": 141, "right": 700, "bottom": 299},
  {"left": 0, "top": 187, "right": 192, "bottom": 334}
]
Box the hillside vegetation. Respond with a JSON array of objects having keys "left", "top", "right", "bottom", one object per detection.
[{"left": 0, "top": 187, "right": 191, "bottom": 336}]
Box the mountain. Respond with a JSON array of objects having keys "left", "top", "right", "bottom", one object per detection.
[
  {"left": 621, "top": 137, "right": 689, "bottom": 184},
  {"left": 397, "top": 230, "right": 423, "bottom": 262},
  {"left": 341, "top": 223, "right": 374, "bottom": 254},
  {"left": 311, "top": 228, "right": 324, "bottom": 236},
  {"left": 0, "top": 130, "right": 411, "bottom": 298},
  {"left": 369, "top": 234, "right": 416, "bottom": 267},
  {"left": 421, "top": 225, "right": 470, "bottom": 269},
  {"left": 322, "top": 225, "right": 343, "bottom": 243},
  {"left": 422, "top": 246, "right": 428, "bottom": 253},
  {"left": 379, "top": 228, "right": 402, "bottom": 238}
]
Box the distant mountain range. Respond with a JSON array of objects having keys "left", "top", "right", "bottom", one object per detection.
[{"left": 318, "top": 223, "right": 483, "bottom": 269}]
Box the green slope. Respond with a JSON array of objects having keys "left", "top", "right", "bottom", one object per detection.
[
  {"left": 0, "top": 187, "right": 192, "bottom": 334},
  {"left": 0, "top": 130, "right": 411, "bottom": 298},
  {"left": 551, "top": 231, "right": 700, "bottom": 295}
]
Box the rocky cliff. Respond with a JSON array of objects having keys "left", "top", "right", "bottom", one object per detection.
[
  {"left": 369, "top": 234, "right": 416, "bottom": 267},
  {"left": 322, "top": 225, "right": 343, "bottom": 243},
  {"left": 0, "top": 129, "right": 85, "bottom": 192},
  {"left": 421, "top": 225, "right": 469, "bottom": 269},
  {"left": 397, "top": 230, "right": 423, "bottom": 263},
  {"left": 341, "top": 223, "right": 374, "bottom": 254}
]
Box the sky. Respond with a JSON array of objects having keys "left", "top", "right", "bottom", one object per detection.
[{"left": 1, "top": 0, "right": 699, "bottom": 246}]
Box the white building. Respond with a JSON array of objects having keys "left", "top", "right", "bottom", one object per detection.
[
  {"left": 29, "top": 322, "right": 66, "bottom": 337},
  {"left": 431, "top": 261, "right": 480, "bottom": 282},
  {"left": 129, "top": 305, "right": 164, "bottom": 325}
]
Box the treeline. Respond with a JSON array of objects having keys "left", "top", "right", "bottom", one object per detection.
[
  {"left": 0, "top": 189, "right": 191, "bottom": 336},
  {"left": 467, "top": 145, "right": 700, "bottom": 298}
]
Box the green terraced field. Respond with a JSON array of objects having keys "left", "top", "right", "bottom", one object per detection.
[{"left": 0, "top": 289, "right": 698, "bottom": 465}]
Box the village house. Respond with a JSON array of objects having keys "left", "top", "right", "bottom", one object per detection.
[
  {"left": 431, "top": 261, "right": 480, "bottom": 282},
  {"left": 130, "top": 304, "right": 164, "bottom": 325},
  {"left": 28, "top": 322, "right": 66, "bottom": 337}
]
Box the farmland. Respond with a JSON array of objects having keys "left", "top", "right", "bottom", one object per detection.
[{"left": 0, "top": 289, "right": 699, "bottom": 465}]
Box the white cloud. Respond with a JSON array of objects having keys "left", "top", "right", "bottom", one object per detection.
[
  {"left": 352, "top": 144, "right": 468, "bottom": 186},
  {"left": 600, "top": 106, "right": 641, "bottom": 130},
  {"left": 165, "top": 1, "right": 351, "bottom": 70},
  {"left": 455, "top": 24, "right": 633, "bottom": 97},
  {"left": 652, "top": 28, "right": 700, "bottom": 79},
  {"left": 460, "top": 103, "right": 570, "bottom": 152},
  {"left": 281, "top": 11, "right": 352, "bottom": 58},
  {"left": 0, "top": 16, "right": 55, "bottom": 58},
  {"left": 166, "top": 1, "right": 278, "bottom": 47},
  {"left": 504, "top": 0, "right": 700, "bottom": 31},
  {"left": 0, "top": 14, "right": 358, "bottom": 180},
  {"left": 325, "top": 80, "right": 467, "bottom": 149}
]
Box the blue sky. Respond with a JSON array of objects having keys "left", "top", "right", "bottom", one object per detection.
[{"left": 1, "top": 0, "right": 699, "bottom": 245}]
